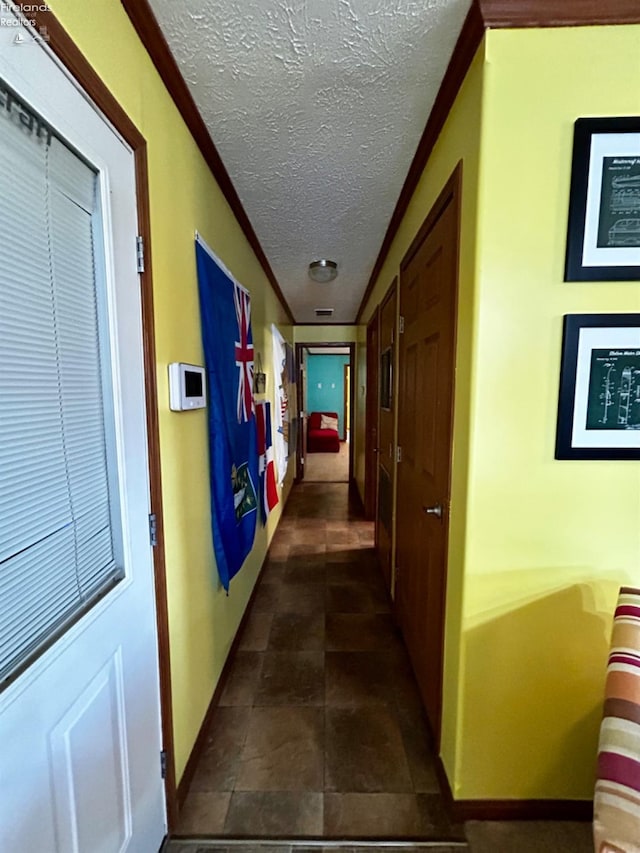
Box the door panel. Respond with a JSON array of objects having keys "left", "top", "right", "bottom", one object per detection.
[
  {"left": 0, "top": 23, "right": 165, "bottom": 853},
  {"left": 396, "top": 169, "right": 460, "bottom": 743},
  {"left": 49, "top": 652, "right": 131, "bottom": 853},
  {"left": 420, "top": 336, "right": 439, "bottom": 476},
  {"left": 376, "top": 283, "right": 396, "bottom": 590}
]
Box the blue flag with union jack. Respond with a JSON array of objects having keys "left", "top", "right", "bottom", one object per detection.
[{"left": 196, "top": 237, "right": 258, "bottom": 591}]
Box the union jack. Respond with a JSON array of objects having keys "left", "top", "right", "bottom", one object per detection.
[{"left": 234, "top": 283, "right": 254, "bottom": 423}]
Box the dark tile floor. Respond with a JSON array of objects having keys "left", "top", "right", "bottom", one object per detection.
[
  {"left": 170, "top": 484, "right": 595, "bottom": 851},
  {"left": 175, "top": 483, "right": 464, "bottom": 841}
]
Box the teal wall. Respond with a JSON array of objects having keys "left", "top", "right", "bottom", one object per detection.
[{"left": 307, "top": 354, "right": 350, "bottom": 438}]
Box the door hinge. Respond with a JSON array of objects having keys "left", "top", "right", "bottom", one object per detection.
[
  {"left": 136, "top": 235, "right": 145, "bottom": 273},
  {"left": 399, "top": 315, "right": 405, "bottom": 334},
  {"left": 396, "top": 446, "right": 402, "bottom": 463},
  {"left": 160, "top": 750, "right": 168, "bottom": 780},
  {"left": 149, "top": 512, "right": 158, "bottom": 547}
]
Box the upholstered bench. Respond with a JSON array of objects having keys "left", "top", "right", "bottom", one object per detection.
[{"left": 594, "top": 586, "right": 640, "bottom": 853}]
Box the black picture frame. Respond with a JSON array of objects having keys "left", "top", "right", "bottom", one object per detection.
[
  {"left": 555, "top": 314, "right": 640, "bottom": 460},
  {"left": 565, "top": 117, "right": 640, "bottom": 282}
]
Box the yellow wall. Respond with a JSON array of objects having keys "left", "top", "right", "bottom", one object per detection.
[
  {"left": 361, "top": 24, "right": 640, "bottom": 802},
  {"left": 50, "top": 0, "right": 294, "bottom": 782},
  {"left": 294, "top": 325, "right": 360, "bottom": 343},
  {"left": 360, "top": 44, "right": 485, "bottom": 785},
  {"left": 459, "top": 24, "right": 640, "bottom": 800}
]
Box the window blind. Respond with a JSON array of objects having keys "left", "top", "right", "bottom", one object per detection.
[{"left": 0, "top": 91, "right": 122, "bottom": 687}]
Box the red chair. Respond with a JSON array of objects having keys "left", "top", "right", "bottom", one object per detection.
[{"left": 307, "top": 411, "right": 340, "bottom": 453}]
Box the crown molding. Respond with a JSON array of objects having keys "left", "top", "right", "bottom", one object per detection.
[
  {"left": 356, "top": 0, "right": 640, "bottom": 320},
  {"left": 356, "top": 2, "right": 484, "bottom": 322},
  {"left": 479, "top": 0, "right": 640, "bottom": 28},
  {"left": 120, "top": 0, "right": 295, "bottom": 324}
]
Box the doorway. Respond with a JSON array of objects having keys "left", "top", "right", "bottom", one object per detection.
[
  {"left": 296, "top": 342, "right": 356, "bottom": 484},
  {"left": 0, "top": 15, "right": 169, "bottom": 850}
]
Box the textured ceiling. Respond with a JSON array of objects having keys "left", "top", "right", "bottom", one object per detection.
[{"left": 148, "top": 0, "right": 473, "bottom": 323}]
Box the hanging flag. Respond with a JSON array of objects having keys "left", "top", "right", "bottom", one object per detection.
[
  {"left": 196, "top": 236, "right": 258, "bottom": 591},
  {"left": 255, "top": 401, "right": 279, "bottom": 523},
  {"left": 271, "top": 323, "right": 290, "bottom": 484}
]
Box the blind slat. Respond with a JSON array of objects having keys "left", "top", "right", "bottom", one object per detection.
[{"left": 0, "top": 90, "right": 122, "bottom": 687}]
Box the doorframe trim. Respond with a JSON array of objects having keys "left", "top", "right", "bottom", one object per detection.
[
  {"left": 377, "top": 278, "right": 398, "bottom": 589},
  {"left": 401, "top": 165, "right": 462, "bottom": 274},
  {"left": 364, "top": 307, "right": 380, "bottom": 520},
  {"left": 356, "top": 0, "right": 640, "bottom": 322},
  {"left": 295, "top": 342, "right": 356, "bottom": 485},
  {"left": 397, "top": 162, "right": 463, "bottom": 749},
  {"left": 342, "top": 364, "right": 350, "bottom": 441},
  {"left": 25, "top": 5, "right": 178, "bottom": 829}
]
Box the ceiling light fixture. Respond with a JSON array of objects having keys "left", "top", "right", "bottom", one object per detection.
[{"left": 308, "top": 259, "right": 338, "bottom": 283}]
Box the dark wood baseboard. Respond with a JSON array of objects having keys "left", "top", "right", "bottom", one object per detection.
[
  {"left": 455, "top": 798, "right": 594, "bottom": 822},
  {"left": 175, "top": 544, "right": 274, "bottom": 810},
  {"left": 435, "top": 753, "right": 593, "bottom": 822}
]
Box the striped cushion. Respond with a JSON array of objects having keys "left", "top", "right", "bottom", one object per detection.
[{"left": 594, "top": 587, "right": 640, "bottom": 853}]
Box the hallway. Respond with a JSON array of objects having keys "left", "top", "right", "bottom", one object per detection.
[{"left": 175, "top": 482, "right": 464, "bottom": 841}]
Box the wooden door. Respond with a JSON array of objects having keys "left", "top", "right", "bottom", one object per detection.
[
  {"left": 396, "top": 166, "right": 461, "bottom": 744},
  {"left": 364, "top": 309, "right": 379, "bottom": 520},
  {"left": 376, "top": 282, "right": 397, "bottom": 591}
]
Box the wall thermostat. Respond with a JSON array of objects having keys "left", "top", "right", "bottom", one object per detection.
[{"left": 168, "top": 363, "right": 207, "bottom": 411}]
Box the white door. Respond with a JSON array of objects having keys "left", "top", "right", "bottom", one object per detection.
[{"left": 0, "top": 17, "right": 166, "bottom": 853}]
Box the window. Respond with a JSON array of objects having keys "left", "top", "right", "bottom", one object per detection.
[{"left": 0, "top": 80, "right": 123, "bottom": 689}]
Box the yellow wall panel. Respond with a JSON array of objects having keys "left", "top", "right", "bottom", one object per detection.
[
  {"left": 294, "top": 325, "right": 360, "bottom": 343},
  {"left": 458, "top": 24, "right": 640, "bottom": 800}
]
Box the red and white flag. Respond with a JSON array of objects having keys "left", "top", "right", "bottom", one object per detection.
[{"left": 255, "top": 401, "right": 279, "bottom": 523}]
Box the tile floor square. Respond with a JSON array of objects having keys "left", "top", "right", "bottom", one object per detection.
[
  {"left": 254, "top": 651, "right": 325, "bottom": 705},
  {"left": 324, "top": 705, "right": 414, "bottom": 792},
  {"left": 268, "top": 612, "right": 325, "bottom": 650},
  {"left": 235, "top": 706, "right": 324, "bottom": 791},
  {"left": 223, "top": 792, "right": 323, "bottom": 836}
]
